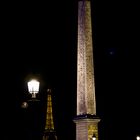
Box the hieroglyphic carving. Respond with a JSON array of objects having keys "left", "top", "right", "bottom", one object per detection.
[
  {"left": 77, "top": 1, "right": 96, "bottom": 115},
  {"left": 77, "top": 1, "right": 87, "bottom": 115},
  {"left": 85, "top": 1, "right": 96, "bottom": 115}
]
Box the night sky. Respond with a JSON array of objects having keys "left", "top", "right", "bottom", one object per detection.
[{"left": 1, "top": 0, "right": 140, "bottom": 140}]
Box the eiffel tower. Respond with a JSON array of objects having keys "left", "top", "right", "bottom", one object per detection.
[{"left": 43, "top": 89, "right": 57, "bottom": 140}]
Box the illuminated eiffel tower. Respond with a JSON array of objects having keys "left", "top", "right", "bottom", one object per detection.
[{"left": 43, "top": 89, "right": 57, "bottom": 140}]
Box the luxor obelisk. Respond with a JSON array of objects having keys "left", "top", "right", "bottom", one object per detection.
[{"left": 73, "top": 0, "right": 100, "bottom": 140}]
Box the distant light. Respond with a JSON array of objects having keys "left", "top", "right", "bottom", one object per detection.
[
  {"left": 136, "top": 136, "right": 140, "bottom": 140},
  {"left": 109, "top": 51, "right": 114, "bottom": 55},
  {"left": 21, "top": 102, "right": 28, "bottom": 109},
  {"left": 27, "top": 79, "right": 40, "bottom": 98},
  {"left": 108, "top": 47, "right": 116, "bottom": 56}
]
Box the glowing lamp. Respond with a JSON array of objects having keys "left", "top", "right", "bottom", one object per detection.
[
  {"left": 27, "top": 79, "right": 40, "bottom": 98},
  {"left": 137, "top": 136, "right": 140, "bottom": 140},
  {"left": 92, "top": 134, "right": 96, "bottom": 140}
]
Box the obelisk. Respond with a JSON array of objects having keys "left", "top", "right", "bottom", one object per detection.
[{"left": 73, "top": 0, "right": 100, "bottom": 140}]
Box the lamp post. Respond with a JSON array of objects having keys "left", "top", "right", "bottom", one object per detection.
[
  {"left": 27, "top": 79, "right": 40, "bottom": 98},
  {"left": 92, "top": 134, "right": 96, "bottom": 140},
  {"left": 26, "top": 79, "right": 41, "bottom": 139},
  {"left": 137, "top": 136, "right": 140, "bottom": 140}
]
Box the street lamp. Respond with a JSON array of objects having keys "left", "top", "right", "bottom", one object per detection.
[
  {"left": 92, "top": 134, "right": 96, "bottom": 140},
  {"left": 27, "top": 79, "right": 40, "bottom": 98},
  {"left": 136, "top": 136, "right": 140, "bottom": 140}
]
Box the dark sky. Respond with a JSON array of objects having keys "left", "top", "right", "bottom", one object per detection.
[{"left": 1, "top": 0, "right": 140, "bottom": 140}]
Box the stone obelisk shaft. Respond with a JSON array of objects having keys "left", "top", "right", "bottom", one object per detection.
[
  {"left": 77, "top": 0, "right": 96, "bottom": 116},
  {"left": 74, "top": 1, "right": 100, "bottom": 140}
]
